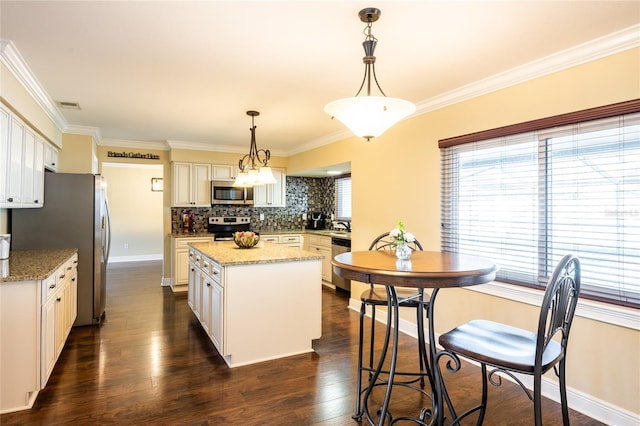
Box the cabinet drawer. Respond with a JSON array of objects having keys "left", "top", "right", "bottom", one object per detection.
[
  {"left": 280, "top": 235, "right": 301, "bottom": 244},
  {"left": 261, "top": 235, "right": 280, "bottom": 243},
  {"left": 176, "top": 237, "right": 212, "bottom": 248},
  {"left": 42, "top": 274, "right": 58, "bottom": 302},
  {"left": 210, "top": 262, "right": 222, "bottom": 285}
]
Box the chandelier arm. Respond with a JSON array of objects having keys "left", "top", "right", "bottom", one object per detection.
[
  {"left": 354, "top": 65, "right": 369, "bottom": 97},
  {"left": 370, "top": 64, "right": 387, "bottom": 97}
]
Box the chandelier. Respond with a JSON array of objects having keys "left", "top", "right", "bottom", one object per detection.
[
  {"left": 324, "top": 8, "right": 415, "bottom": 141},
  {"left": 233, "top": 111, "right": 276, "bottom": 187}
]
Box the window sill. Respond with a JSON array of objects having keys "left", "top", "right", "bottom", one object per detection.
[{"left": 468, "top": 281, "right": 639, "bottom": 331}]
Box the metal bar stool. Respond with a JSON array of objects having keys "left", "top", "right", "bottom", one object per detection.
[{"left": 353, "top": 232, "right": 434, "bottom": 421}]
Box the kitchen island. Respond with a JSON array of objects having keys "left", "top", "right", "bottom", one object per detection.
[{"left": 188, "top": 241, "right": 323, "bottom": 367}]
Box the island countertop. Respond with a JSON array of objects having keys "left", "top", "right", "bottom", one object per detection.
[
  {"left": 189, "top": 241, "right": 323, "bottom": 266},
  {"left": 0, "top": 248, "right": 78, "bottom": 282}
]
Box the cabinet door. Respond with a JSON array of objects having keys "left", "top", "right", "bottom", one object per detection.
[
  {"left": 44, "top": 142, "right": 59, "bottom": 171},
  {"left": 200, "top": 276, "right": 212, "bottom": 336},
  {"left": 175, "top": 249, "right": 190, "bottom": 285},
  {"left": 188, "top": 261, "right": 197, "bottom": 310},
  {"left": 172, "top": 162, "right": 192, "bottom": 206},
  {"left": 21, "top": 127, "right": 36, "bottom": 205},
  {"left": 192, "top": 163, "right": 211, "bottom": 206},
  {"left": 32, "top": 136, "right": 45, "bottom": 206},
  {"left": 319, "top": 246, "right": 332, "bottom": 282},
  {"left": 0, "top": 107, "right": 9, "bottom": 204},
  {"left": 212, "top": 164, "right": 237, "bottom": 179},
  {"left": 41, "top": 296, "right": 56, "bottom": 387},
  {"left": 54, "top": 287, "right": 67, "bottom": 358},
  {"left": 252, "top": 168, "right": 285, "bottom": 207},
  {"left": 210, "top": 282, "right": 224, "bottom": 352},
  {"left": 193, "top": 267, "right": 202, "bottom": 319},
  {"left": 7, "top": 116, "right": 25, "bottom": 205}
]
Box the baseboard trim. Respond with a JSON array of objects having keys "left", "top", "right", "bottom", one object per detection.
[
  {"left": 347, "top": 297, "right": 639, "bottom": 426},
  {"left": 108, "top": 254, "right": 162, "bottom": 263}
]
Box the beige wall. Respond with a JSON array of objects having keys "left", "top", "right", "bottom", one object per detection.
[
  {"left": 101, "top": 163, "right": 164, "bottom": 261},
  {"left": 288, "top": 47, "right": 640, "bottom": 415},
  {"left": 59, "top": 133, "right": 95, "bottom": 173}
]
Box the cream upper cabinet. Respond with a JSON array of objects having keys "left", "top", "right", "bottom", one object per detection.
[
  {"left": 212, "top": 164, "right": 239, "bottom": 179},
  {"left": 0, "top": 106, "right": 10, "bottom": 204},
  {"left": 0, "top": 105, "right": 46, "bottom": 208},
  {"left": 43, "top": 141, "right": 59, "bottom": 172},
  {"left": 253, "top": 168, "right": 286, "bottom": 207},
  {"left": 171, "top": 162, "right": 212, "bottom": 207}
]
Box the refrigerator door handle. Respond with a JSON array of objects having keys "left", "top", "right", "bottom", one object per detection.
[{"left": 103, "top": 199, "right": 112, "bottom": 264}]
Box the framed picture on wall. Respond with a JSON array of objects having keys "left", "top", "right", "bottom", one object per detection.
[{"left": 151, "top": 178, "right": 163, "bottom": 192}]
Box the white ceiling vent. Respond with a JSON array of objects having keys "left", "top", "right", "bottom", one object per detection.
[{"left": 56, "top": 101, "right": 81, "bottom": 110}]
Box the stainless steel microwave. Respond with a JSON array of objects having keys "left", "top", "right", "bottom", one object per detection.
[{"left": 211, "top": 180, "right": 254, "bottom": 205}]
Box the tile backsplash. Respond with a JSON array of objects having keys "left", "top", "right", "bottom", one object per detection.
[{"left": 171, "top": 176, "right": 336, "bottom": 233}]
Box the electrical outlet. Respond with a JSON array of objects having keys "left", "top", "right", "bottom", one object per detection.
[
  {"left": 302, "top": 213, "right": 307, "bottom": 220},
  {"left": 260, "top": 213, "right": 265, "bottom": 221},
  {"left": 124, "top": 243, "right": 129, "bottom": 249}
]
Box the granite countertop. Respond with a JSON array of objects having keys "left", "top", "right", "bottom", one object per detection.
[
  {"left": 189, "top": 241, "right": 323, "bottom": 266},
  {"left": 0, "top": 248, "right": 78, "bottom": 283}
]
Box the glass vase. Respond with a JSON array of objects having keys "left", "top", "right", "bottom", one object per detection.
[{"left": 395, "top": 244, "right": 412, "bottom": 260}]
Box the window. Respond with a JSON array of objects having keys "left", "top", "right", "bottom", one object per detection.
[
  {"left": 335, "top": 176, "right": 352, "bottom": 220},
  {"left": 440, "top": 101, "right": 640, "bottom": 308}
]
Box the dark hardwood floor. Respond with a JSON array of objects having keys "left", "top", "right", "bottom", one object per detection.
[{"left": 1, "top": 260, "right": 604, "bottom": 425}]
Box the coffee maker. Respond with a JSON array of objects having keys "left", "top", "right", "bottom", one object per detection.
[{"left": 307, "top": 212, "right": 325, "bottom": 230}]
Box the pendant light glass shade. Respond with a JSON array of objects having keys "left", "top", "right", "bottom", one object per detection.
[
  {"left": 325, "top": 8, "right": 415, "bottom": 141},
  {"left": 324, "top": 96, "right": 415, "bottom": 141}
]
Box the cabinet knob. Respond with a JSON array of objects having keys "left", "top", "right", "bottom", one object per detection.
[
  {"left": 213, "top": 270, "right": 219, "bottom": 275},
  {"left": 49, "top": 283, "right": 56, "bottom": 289},
  {"left": 35, "top": 200, "right": 39, "bottom": 203},
  {"left": 7, "top": 198, "right": 13, "bottom": 202},
  {"left": 56, "top": 297, "right": 61, "bottom": 302},
  {"left": 206, "top": 282, "right": 211, "bottom": 287}
]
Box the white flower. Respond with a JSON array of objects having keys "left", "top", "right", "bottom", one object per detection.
[
  {"left": 404, "top": 232, "right": 415, "bottom": 243},
  {"left": 389, "top": 228, "right": 400, "bottom": 238}
]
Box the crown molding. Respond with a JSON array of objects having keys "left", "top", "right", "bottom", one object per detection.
[
  {"left": 65, "top": 124, "right": 102, "bottom": 144},
  {"left": 413, "top": 24, "right": 640, "bottom": 116},
  {"left": 166, "top": 139, "right": 287, "bottom": 157},
  {"left": 0, "top": 39, "right": 68, "bottom": 132}
]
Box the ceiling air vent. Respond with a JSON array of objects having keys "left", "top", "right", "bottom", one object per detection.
[{"left": 56, "top": 101, "right": 81, "bottom": 110}]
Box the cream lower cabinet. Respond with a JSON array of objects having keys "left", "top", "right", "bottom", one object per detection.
[
  {"left": 171, "top": 236, "right": 213, "bottom": 292},
  {"left": 1, "top": 252, "right": 77, "bottom": 414},
  {"left": 306, "top": 234, "right": 332, "bottom": 284}
]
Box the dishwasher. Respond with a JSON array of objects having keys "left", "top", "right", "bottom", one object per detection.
[{"left": 331, "top": 237, "right": 351, "bottom": 291}]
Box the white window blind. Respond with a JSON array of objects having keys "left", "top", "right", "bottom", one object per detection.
[
  {"left": 335, "top": 176, "right": 352, "bottom": 220},
  {"left": 441, "top": 112, "right": 640, "bottom": 308}
]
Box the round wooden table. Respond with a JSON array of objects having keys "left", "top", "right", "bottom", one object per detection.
[{"left": 333, "top": 250, "right": 497, "bottom": 426}]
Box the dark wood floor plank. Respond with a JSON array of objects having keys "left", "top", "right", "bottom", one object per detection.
[{"left": 1, "top": 260, "right": 603, "bottom": 425}]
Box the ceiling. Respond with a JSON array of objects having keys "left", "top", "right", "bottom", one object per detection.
[{"left": 1, "top": 1, "right": 639, "bottom": 162}]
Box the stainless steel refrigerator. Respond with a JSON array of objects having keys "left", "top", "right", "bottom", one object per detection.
[{"left": 11, "top": 173, "right": 112, "bottom": 326}]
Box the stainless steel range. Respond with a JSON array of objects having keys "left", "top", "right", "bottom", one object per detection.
[{"left": 208, "top": 216, "right": 251, "bottom": 240}]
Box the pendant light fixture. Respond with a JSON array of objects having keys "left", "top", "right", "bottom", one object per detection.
[
  {"left": 233, "top": 111, "right": 277, "bottom": 187},
  {"left": 324, "top": 8, "right": 415, "bottom": 141}
]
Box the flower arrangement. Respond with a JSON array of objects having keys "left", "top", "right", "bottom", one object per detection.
[{"left": 389, "top": 220, "right": 415, "bottom": 248}]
